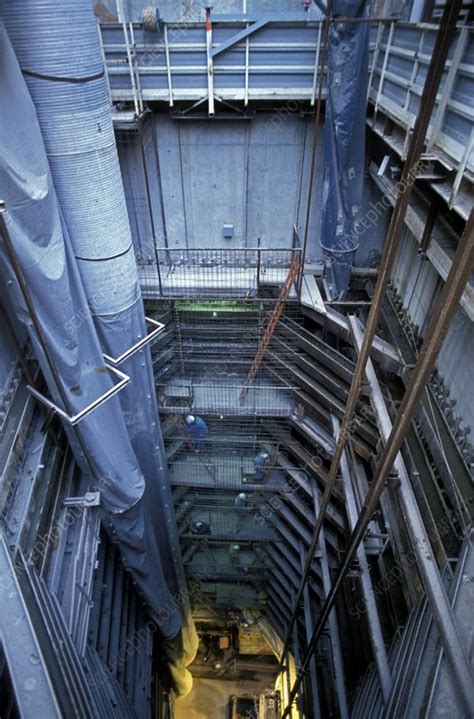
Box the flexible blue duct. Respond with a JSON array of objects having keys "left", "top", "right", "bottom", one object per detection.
[
  {"left": 320, "top": 0, "right": 371, "bottom": 299},
  {"left": 2, "top": 0, "right": 197, "bottom": 685},
  {"left": 0, "top": 18, "right": 180, "bottom": 636}
]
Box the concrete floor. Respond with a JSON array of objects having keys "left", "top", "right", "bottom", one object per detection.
[{"left": 175, "top": 677, "right": 273, "bottom": 719}]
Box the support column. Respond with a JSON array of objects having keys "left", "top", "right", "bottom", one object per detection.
[
  {"left": 312, "top": 489, "right": 349, "bottom": 719},
  {"left": 205, "top": 7, "right": 215, "bottom": 116},
  {"left": 330, "top": 414, "right": 392, "bottom": 703},
  {"left": 299, "top": 540, "right": 321, "bottom": 719}
]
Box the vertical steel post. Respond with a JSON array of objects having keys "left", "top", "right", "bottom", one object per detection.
[
  {"left": 116, "top": 0, "right": 140, "bottom": 115},
  {"left": 298, "top": 541, "right": 321, "bottom": 719},
  {"left": 164, "top": 24, "right": 174, "bottom": 107},
  {"left": 290, "top": 589, "right": 304, "bottom": 719},
  {"left": 330, "top": 413, "right": 392, "bottom": 703},
  {"left": 312, "top": 489, "right": 349, "bottom": 719},
  {"left": 205, "top": 7, "right": 215, "bottom": 116}
]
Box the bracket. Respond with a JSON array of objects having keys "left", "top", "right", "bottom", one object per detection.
[
  {"left": 63, "top": 491, "right": 101, "bottom": 508},
  {"left": 211, "top": 17, "right": 270, "bottom": 58},
  {"left": 103, "top": 316, "right": 165, "bottom": 366},
  {"left": 27, "top": 363, "right": 130, "bottom": 427}
]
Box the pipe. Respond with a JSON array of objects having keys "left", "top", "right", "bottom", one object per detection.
[
  {"left": 301, "top": 6, "right": 331, "bottom": 275},
  {"left": 331, "top": 414, "right": 392, "bottom": 703},
  {"left": 0, "top": 21, "right": 177, "bottom": 635},
  {"left": 320, "top": 0, "right": 370, "bottom": 299}
]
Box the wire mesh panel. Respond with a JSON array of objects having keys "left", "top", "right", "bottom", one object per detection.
[
  {"left": 158, "top": 379, "right": 295, "bottom": 417},
  {"left": 144, "top": 298, "right": 348, "bottom": 615},
  {"left": 139, "top": 248, "right": 301, "bottom": 300}
]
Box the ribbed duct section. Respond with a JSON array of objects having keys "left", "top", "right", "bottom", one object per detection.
[
  {"left": 3, "top": 0, "right": 197, "bottom": 686},
  {"left": 4, "top": 2, "right": 138, "bottom": 316}
]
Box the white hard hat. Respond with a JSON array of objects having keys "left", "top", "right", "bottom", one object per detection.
[
  {"left": 238, "top": 493, "right": 246, "bottom": 500},
  {"left": 185, "top": 415, "right": 195, "bottom": 425}
]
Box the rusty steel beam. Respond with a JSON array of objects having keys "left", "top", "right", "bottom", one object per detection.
[
  {"left": 282, "top": 208, "right": 474, "bottom": 719},
  {"left": 278, "top": 0, "right": 463, "bottom": 689}
]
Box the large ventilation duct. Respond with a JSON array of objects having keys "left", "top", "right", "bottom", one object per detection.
[
  {"left": 320, "top": 0, "right": 371, "bottom": 299},
  {"left": 2, "top": 0, "right": 197, "bottom": 689},
  {"left": 0, "top": 20, "right": 179, "bottom": 639}
]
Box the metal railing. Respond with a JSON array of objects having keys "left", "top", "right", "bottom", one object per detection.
[
  {"left": 156, "top": 380, "right": 296, "bottom": 417},
  {"left": 99, "top": 17, "right": 324, "bottom": 107},
  {"left": 138, "top": 246, "right": 303, "bottom": 300}
]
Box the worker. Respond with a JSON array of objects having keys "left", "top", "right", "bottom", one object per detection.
[
  {"left": 229, "top": 543, "right": 241, "bottom": 566},
  {"left": 254, "top": 451, "right": 270, "bottom": 481},
  {"left": 184, "top": 414, "right": 209, "bottom": 452},
  {"left": 191, "top": 520, "right": 211, "bottom": 535},
  {"left": 234, "top": 492, "right": 248, "bottom": 532}
]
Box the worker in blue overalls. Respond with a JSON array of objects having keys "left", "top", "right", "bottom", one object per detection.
[
  {"left": 254, "top": 451, "right": 270, "bottom": 482},
  {"left": 184, "top": 414, "right": 209, "bottom": 453}
]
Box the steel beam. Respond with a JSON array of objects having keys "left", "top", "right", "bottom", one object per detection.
[
  {"left": 330, "top": 413, "right": 392, "bottom": 704},
  {"left": 312, "top": 490, "right": 349, "bottom": 719},
  {"left": 299, "top": 541, "right": 321, "bottom": 719},
  {"left": 282, "top": 206, "right": 474, "bottom": 719},
  {"left": 0, "top": 537, "right": 61, "bottom": 718},
  {"left": 211, "top": 17, "right": 270, "bottom": 57},
  {"left": 300, "top": 304, "right": 402, "bottom": 372},
  {"left": 278, "top": 1, "right": 463, "bottom": 695},
  {"left": 349, "top": 308, "right": 474, "bottom": 714},
  {"left": 290, "top": 588, "right": 305, "bottom": 719}
]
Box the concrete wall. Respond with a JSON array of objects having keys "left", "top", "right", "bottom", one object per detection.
[
  {"left": 118, "top": 112, "right": 325, "bottom": 261},
  {"left": 118, "top": 113, "right": 388, "bottom": 265}
]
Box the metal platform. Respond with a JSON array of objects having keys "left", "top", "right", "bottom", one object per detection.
[
  {"left": 158, "top": 373, "right": 295, "bottom": 417},
  {"left": 100, "top": 17, "right": 325, "bottom": 107}
]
